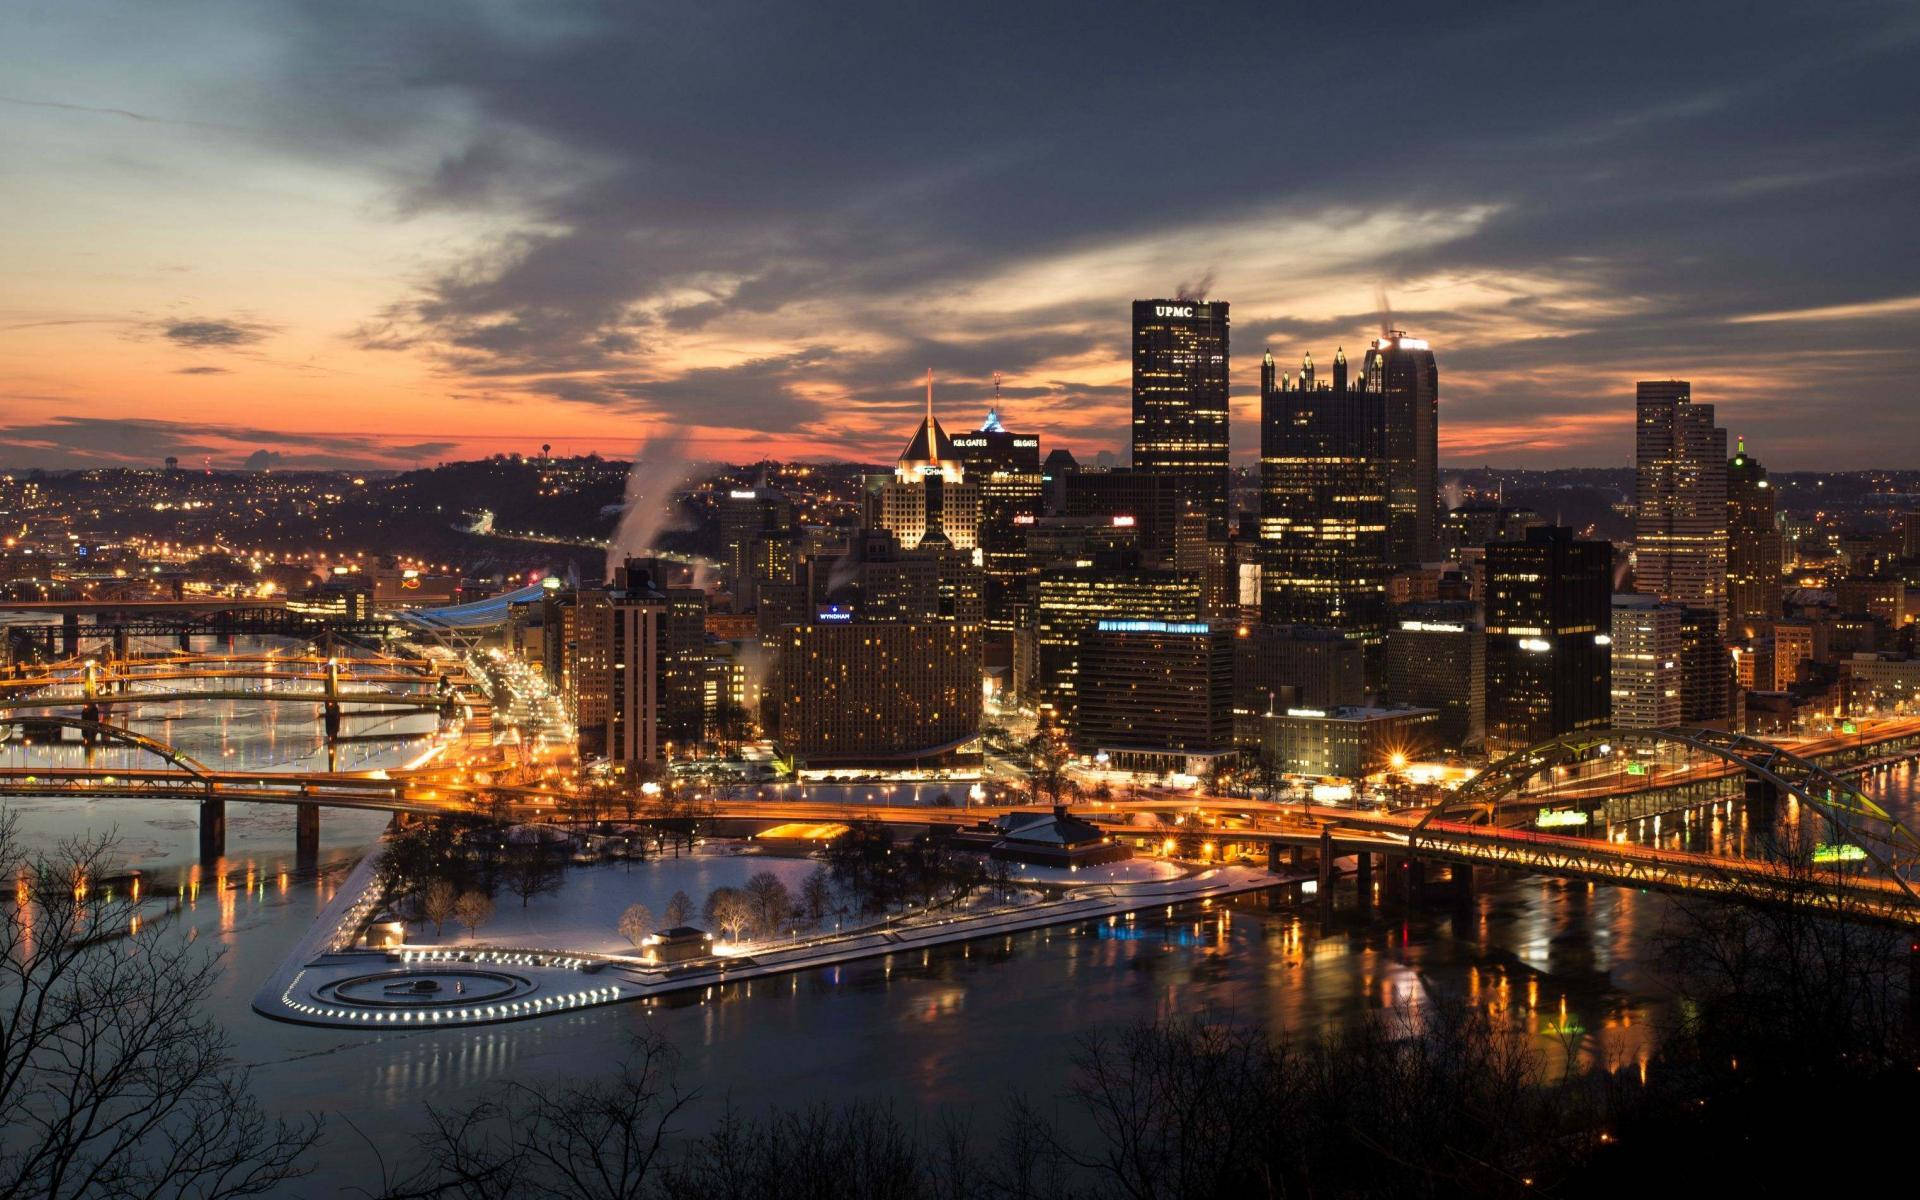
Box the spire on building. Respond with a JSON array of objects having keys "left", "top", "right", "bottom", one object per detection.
[
  {"left": 982, "top": 370, "right": 1006, "bottom": 432},
  {"left": 898, "top": 370, "right": 960, "bottom": 482}
]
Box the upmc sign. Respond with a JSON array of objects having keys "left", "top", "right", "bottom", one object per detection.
[{"left": 1154, "top": 305, "right": 1194, "bottom": 318}]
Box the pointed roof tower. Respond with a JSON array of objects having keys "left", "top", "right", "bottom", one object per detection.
[{"left": 899, "top": 368, "right": 955, "bottom": 465}]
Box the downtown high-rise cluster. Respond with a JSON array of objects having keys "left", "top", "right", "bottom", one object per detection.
[{"left": 537, "top": 296, "right": 1916, "bottom": 782}]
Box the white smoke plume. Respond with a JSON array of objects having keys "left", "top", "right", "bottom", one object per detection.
[
  {"left": 1174, "top": 270, "right": 1216, "bottom": 303},
  {"left": 605, "top": 429, "right": 702, "bottom": 581}
]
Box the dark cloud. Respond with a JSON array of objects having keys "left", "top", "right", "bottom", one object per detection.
[
  {"left": 173, "top": 365, "right": 231, "bottom": 375},
  {"left": 158, "top": 318, "right": 275, "bottom": 349},
  {"left": 42, "top": 0, "right": 1905, "bottom": 465},
  {"left": 0, "top": 416, "right": 454, "bottom": 470}
]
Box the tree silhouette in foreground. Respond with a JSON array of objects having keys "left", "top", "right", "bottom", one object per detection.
[{"left": 0, "top": 811, "right": 318, "bottom": 1199}]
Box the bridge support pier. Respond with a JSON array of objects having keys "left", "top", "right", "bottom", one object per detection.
[
  {"left": 1317, "top": 828, "right": 1334, "bottom": 924},
  {"left": 1266, "top": 841, "right": 1280, "bottom": 874},
  {"left": 1451, "top": 864, "right": 1475, "bottom": 912},
  {"left": 1356, "top": 851, "right": 1373, "bottom": 913},
  {"left": 1383, "top": 855, "right": 1408, "bottom": 907},
  {"left": 323, "top": 704, "right": 342, "bottom": 741},
  {"left": 1744, "top": 773, "right": 1782, "bottom": 826},
  {"left": 1407, "top": 858, "right": 1427, "bottom": 902},
  {"left": 61, "top": 613, "right": 80, "bottom": 658},
  {"left": 295, "top": 803, "right": 320, "bottom": 867},
  {"left": 199, "top": 796, "right": 225, "bottom": 863},
  {"left": 178, "top": 629, "right": 193, "bottom": 653}
]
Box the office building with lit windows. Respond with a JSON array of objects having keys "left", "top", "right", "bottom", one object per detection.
[
  {"left": 950, "top": 402, "right": 1043, "bottom": 626},
  {"left": 1132, "top": 299, "right": 1230, "bottom": 535},
  {"left": 1234, "top": 622, "right": 1366, "bottom": 716},
  {"left": 1381, "top": 606, "right": 1485, "bottom": 751},
  {"left": 1365, "top": 331, "right": 1442, "bottom": 564},
  {"left": 719, "top": 486, "right": 794, "bottom": 609},
  {"left": 566, "top": 578, "right": 665, "bottom": 765},
  {"left": 1072, "top": 619, "right": 1235, "bottom": 773},
  {"left": 1610, "top": 593, "right": 1683, "bottom": 730},
  {"left": 1725, "top": 438, "right": 1781, "bottom": 633},
  {"left": 1246, "top": 705, "right": 1439, "bottom": 781},
  {"left": 1635, "top": 380, "right": 1728, "bottom": 623},
  {"left": 1257, "top": 347, "right": 1390, "bottom": 634},
  {"left": 770, "top": 619, "right": 982, "bottom": 765},
  {"left": 1484, "top": 526, "right": 1612, "bottom": 755},
  {"left": 1024, "top": 554, "right": 1203, "bottom": 721}
]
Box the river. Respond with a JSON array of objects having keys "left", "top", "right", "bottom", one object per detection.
[{"left": 5, "top": 661, "right": 1915, "bottom": 1195}]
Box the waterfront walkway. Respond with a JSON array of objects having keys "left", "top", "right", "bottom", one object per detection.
[{"left": 252, "top": 859, "right": 1296, "bottom": 1029}]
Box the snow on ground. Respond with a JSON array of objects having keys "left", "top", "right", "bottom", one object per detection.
[
  {"left": 1007, "top": 858, "right": 1186, "bottom": 886},
  {"left": 417, "top": 846, "right": 822, "bottom": 957}
]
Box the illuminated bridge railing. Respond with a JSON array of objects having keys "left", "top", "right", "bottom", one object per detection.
[{"left": 1409, "top": 820, "right": 1920, "bottom": 926}]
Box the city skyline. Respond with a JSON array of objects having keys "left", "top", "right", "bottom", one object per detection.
[{"left": 3, "top": 2, "right": 1918, "bottom": 472}]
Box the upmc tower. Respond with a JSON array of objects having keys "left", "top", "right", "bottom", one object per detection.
[{"left": 1131, "top": 299, "right": 1230, "bottom": 536}]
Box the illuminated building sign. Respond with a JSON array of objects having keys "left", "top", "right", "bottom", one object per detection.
[
  {"left": 1518, "top": 637, "right": 1552, "bottom": 653},
  {"left": 1095, "top": 619, "right": 1209, "bottom": 635},
  {"left": 1535, "top": 809, "right": 1590, "bottom": 829},
  {"left": 1110, "top": 515, "right": 1136, "bottom": 527},
  {"left": 1399, "top": 620, "right": 1466, "bottom": 633},
  {"left": 1285, "top": 707, "right": 1327, "bottom": 718},
  {"left": 728, "top": 489, "right": 758, "bottom": 499},
  {"left": 1153, "top": 305, "right": 1194, "bottom": 318}
]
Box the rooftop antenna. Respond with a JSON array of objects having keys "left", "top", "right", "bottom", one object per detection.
[{"left": 925, "top": 369, "right": 938, "bottom": 465}]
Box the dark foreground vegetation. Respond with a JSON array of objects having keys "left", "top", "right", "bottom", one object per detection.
[{"left": 5, "top": 807, "right": 1915, "bottom": 1199}]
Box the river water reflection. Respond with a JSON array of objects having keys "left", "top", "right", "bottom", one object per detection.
[{"left": 6, "top": 667, "right": 1916, "bottom": 1193}]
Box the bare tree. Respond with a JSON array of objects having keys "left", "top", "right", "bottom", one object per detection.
[
  {"left": 800, "top": 867, "right": 833, "bottom": 924},
  {"left": 617, "top": 903, "right": 655, "bottom": 949},
  {"left": 382, "top": 1034, "right": 693, "bottom": 1200},
  {"left": 454, "top": 890, "right": 494, "bottom": 938},
  {"left": 742, "top": 871, "right": 792, "bottom": 939},
  {"left": 422, "top": 879, "right": 459, "bottom": 938},
  {"left": 703, "top": 887, "right": 753, "bottom": 942},
  {"left": 664, "top": 889, "right": 693, "bottom": 928},
  {"left": 0, "top": 812, "right": 319, "bottom": 1199},
  {"left": 505, "top": 840, "right": 565, "bottom": 909}
]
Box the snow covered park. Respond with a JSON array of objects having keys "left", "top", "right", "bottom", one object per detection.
[{"left": 411, "top": 845, "right": 823, "bottom": 957}]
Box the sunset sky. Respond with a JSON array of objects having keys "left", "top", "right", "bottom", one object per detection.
[{"left": 4, "top": 1, "right": 1917, "bottom": 472}]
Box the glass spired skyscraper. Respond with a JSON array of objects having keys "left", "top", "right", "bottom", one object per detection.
[{"left": 1131, "top": 299, "right": 1230, "bottom": 536}]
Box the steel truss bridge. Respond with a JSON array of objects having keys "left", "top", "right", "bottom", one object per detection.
[
  {"left": 0, "top": 650, "right": 476, "bottom": 714},
  {"left": 4, "top": 708, "right": 1920, "bottom": 923},
  {"left": 2, "top": 607, "right": 398, "bottom": 660}
]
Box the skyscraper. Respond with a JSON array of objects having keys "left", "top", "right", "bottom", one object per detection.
[
  {"left": 869, "top": 375, "right": 980, "bottom": 550},
  {"left": 1257, "top": 347, "right": 1389, "bottom": 634},
  {"left": 1072, "top": 619, "right": 1236, "bottom": 774},
  {"left": 1365, "top": 331, "right": 1441, "bottom": 564},
  {"left": 1635, "top": 380, "right": 1728, "bottom": 623},
  {"left": 1725, "top": 437, "right": 1782, "bottom": 634},
  {"left": 1484, "top": 526, "right": 1612, "bottom": 755},
  {"left": 950, "top": 395, "right": 1043, "bottom": 629},
  {"left": 1131, "top": 299, "right": 1230, "bottom": 535},
  {"left": 1610, "top": 593, "right": 1683, "bottom": 730},
  {"left": 769, "top": 619, "right": 982, "bottom": 765}
]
